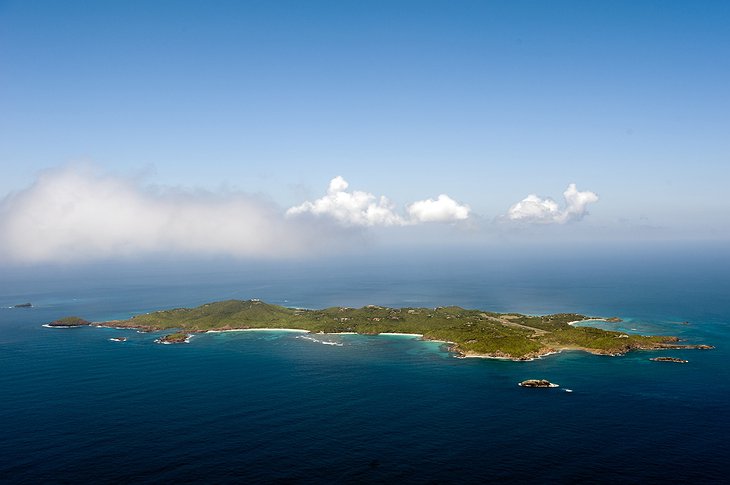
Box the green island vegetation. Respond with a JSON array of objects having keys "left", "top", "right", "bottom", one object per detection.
[
  {"left": 47, "top": 316, "right": 90, "bottom": 327},
  {"left": 155, "top": 332, "right": 190, "bottom": 344},
  {"left": 63, "top": 299, "right": 711, "bottom": 360}
]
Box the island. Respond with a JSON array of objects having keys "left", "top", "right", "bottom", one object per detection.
[
  {"left": 44, "top": 299, "right": 713, "bottom": 360},
  {"left": 518, "top": 379, "right": 559, "bottom": 388},
  {"left": 46, "top": 316, "right": 91, "bottom": 327},
  {"left": 154, "top": 332, "right": 192, "bottom": 344},
  {"left": 650, "top": 357, "right": 689, "bottom": 363}
]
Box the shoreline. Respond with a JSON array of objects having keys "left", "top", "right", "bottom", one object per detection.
[
  {"left": 568, "top": 318, "right": 615, "bottom": 326},
  {"left": 206, "top": 328, "right": 310, "bottom": 333},
  {"left": 58, "top": 322, "right": 693, "bottom": 360},
  {"left": 378, "top": 332, "right": 424, "bottom": 337},
  {"left": 460, "top": 349, "right": 564, "bottom": 362}
]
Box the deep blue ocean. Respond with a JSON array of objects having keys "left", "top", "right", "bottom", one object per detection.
[{"left": 1, "top": 246, "right": 729, "bottom": 483}]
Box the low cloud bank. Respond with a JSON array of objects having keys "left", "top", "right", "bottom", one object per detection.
[
  {"left": 286, "top": 176, "right": 470, "bottom": 226},
  {"left": 506, "top": 184, "right": 598, "bottom": 224},
  {"left": 0, "top": 169, "right": 471, "bottom": 264},
  {"left": 0, "top": 166, "right": 327, "bottom": 263},
  {"left": 0, "top": 166, "right": 597, "bottom": 264}
]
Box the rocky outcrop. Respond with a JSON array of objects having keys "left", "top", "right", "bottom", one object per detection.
[
  {"left": 47, "top": 317, "right": 90, "bottom": 327},
  {"left": 658, "top": 343, "right": 714, "bottom": 350},
  {"left": 518, "top": 379, "right": 559, "bottom": 388},
  {"left": 650, "top": 357, "right": 688, "bottom": 363},
  {"left": 154, "top": 333, "right": 192, "bottom": 344}
]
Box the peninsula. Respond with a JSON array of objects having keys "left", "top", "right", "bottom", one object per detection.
[{"left": 46, "top": 299, "right": 712, "bottom": 360}]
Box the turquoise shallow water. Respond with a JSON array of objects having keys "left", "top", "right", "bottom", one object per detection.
[{"left": 1, "top": 249, "right": 729, "bottom": 483}]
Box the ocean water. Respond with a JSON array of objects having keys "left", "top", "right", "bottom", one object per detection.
[{"left": 1, "top": 247, "right": 729, "bottom": 483}]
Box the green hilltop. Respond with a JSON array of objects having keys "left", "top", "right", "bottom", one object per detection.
[{"left": 98, "top": 299, "right": 684, "bottom": 359}]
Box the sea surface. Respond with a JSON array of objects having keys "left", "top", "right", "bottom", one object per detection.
[{"left": 1, "top": 246, "right": 729, "bottom": 483}]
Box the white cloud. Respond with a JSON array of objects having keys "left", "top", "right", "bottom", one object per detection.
[
  {"left": 287, "top": 176, "right": 470, "bottom": 226},
  {"left": 0, "top": 169, "right": 474, "bottom": 264},
  {"left": 561, "top": 183, "right": 600, "bottom": 221},
  {"left": 286, "top": 176, "right": 404, "bottom": 226},
  {"left": 407, "top": 195, "right": 470, "bottom": 223},
  {"left": 0, "top": 165, "right": 331, "bottom": 263},
  {"left": 506, "top": 184, "right": 598, "bottom": 224}
]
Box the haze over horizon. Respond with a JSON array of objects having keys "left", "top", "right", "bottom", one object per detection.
[{"left": 1, "top": 1, "right": 728, "bottom": 264}]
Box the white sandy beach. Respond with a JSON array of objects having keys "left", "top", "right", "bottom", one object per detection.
[
  {"left": 461, "top": 349, "right": 564, "bottom": 361},
  {"left": 378, "top": 332, "right": 423, "bottom": 337},
  {"left": 568, "top": 318, "right": 609, "bottom": 326},
  {"left": 206, "top": 328, "right": 310, "bottom": 333}
]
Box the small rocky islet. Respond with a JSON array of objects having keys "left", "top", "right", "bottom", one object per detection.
[
  {"left": 650, "top": 357, "right": 689, "bottom": 363},
  {"left": 47, "top": 316, "right": 91, "bottom": 327},
  {"left": 518, "top": 379, "right": 559, "bottom": 388},
  {"left": 154, "top": 332, "right": 192, "bottom": 344}
]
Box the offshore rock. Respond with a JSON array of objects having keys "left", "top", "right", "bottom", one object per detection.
[
  {"left": 518, "top": 379, "right": 559, "bottom": 388},
  {"left": 650, "top": 357, "right": 688, "bottom": 363},
  {"left": 47, "top": 317, "right": 90, "bottom": 327}
]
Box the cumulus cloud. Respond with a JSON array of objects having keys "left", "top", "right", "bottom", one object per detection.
[
  {"left": 506, "top": 184, "right": 598, "bottom": 224},
  {"left": 286, "top": 176, "right": 405, "bottom": 226},
  {"left": 407, "top": 195, "right": 470, "bottom": 223},
  {"left": 0, "top": 165, "right": 330, "bottom": 263},
  {"left": 0, "top": 168, "right": 475, "bottom": 264},
  {"left": 287, "top": 176, "right": 470, "bottom": 226}
]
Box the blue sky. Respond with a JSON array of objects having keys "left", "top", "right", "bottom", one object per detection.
[{"left": 1, "top": 1, "right": 728, "bottom": 263}]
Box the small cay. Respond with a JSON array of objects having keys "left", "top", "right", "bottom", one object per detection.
[
  {"left": 519, "top": 379, "right": 559, "bottom": 388},
  {"left": 155, "top": 332, "right": 192, "bottom": 344},
  {"left": 47, "top": 316, "right": 90, "bottom": 327},
  {"left": 650, "top": 357, "right": 688, "bottom": 363}
]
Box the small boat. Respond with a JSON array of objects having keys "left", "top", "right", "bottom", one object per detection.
[{"left": 564, "top": 389, "right": 573, "bottom": 393}]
